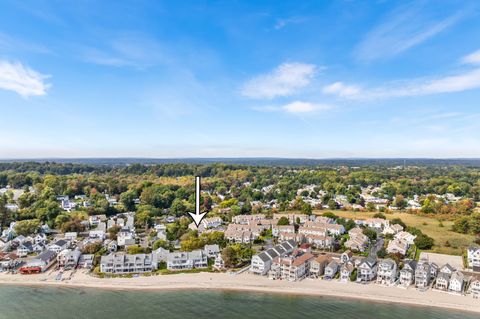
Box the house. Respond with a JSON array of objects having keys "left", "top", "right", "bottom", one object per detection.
[
  {"left": 203, "top": 244, "right": 220, "bottom": 258},
  {"left": 104, "top": 239, "right": 118, "bottom": 253},
  {"left": 340, "top": 263, "right": 354, "bottom": 282},
  {"left": 394, "top": 231, "right": 416, "bottom": 245},
  {"left": 65, "top": 232, "right": 78, "bottom": 242},
  {"left": 19, "top": 250, "right": 57, "bottom": 274},
  {"left": 250, "top": 240, "right": 296, "bottom": 275},
  {"left": 345, "top": 233, "right": 369, "bottom": 252},
  {"left": 399, "top": 260, "right": 417, "bottom": 287},
  {"left": 32, "top": 242, "right": 46, "bottom": 253},
  {"left": 365, "top": 218, "right": 389, "bottom": 230},
  {"left": 435, "top": 272, "right": 451, "bottom": 291},
  {"left": 470, "top": 279, "right": 480, "bottom": 298},
  {"left": 304, "top": 234, "right": 333, "bottom": 249},
  {"left": 48, "top": 239, "right": 69, "bottom": 254},
  {"left": 387, "top": 239, "right": 409, "bottom": 256},
  {"left": 272, "top": 225, "right": 295, "bottom": 237},
  {"left": 340, "top": 250, "right": 353, "bottom": 264},
  {"left": 415, "top": 259, "right": 432, "bottom": 289},
  {"left": 166, "top": 250, "right": 208, "bottom": 270},
  {"left": 89, "top": 214, "right": 107, "bottom": 227},
  {"left": 57, "top": 249, "right": 81, "bottom": 269},
  {"left": 449, "top": 271, "right": 466, "bottom": 294},
  {"left": 324, "top": 260, "right": 339, "bottom": 280},
  {"left": 117, "top": 227, "right": 135, "bottom": 246},
  {"left": 309, "top": 255, "right": 331, "bottom": 278},
  {"left": 376, "top": 259, "right": 398, "bottom": 285},
  {"left": 0, "top": 253, "right": 20, "bottom": 271},
  {"left": 89, "top": 230, "right": 106, "bottom": 240},
  {"left": 78, "top": 254, "right": 94, "bottom": 269},
  {"left": 213, "top": 255, "right": 225, "bottom": 270},
  {"left": 382, "top": 224, "right": 403, "bottom": 235},
  {"left": 467, "top": 247, "right": 480, "bottom": 271},
  {"left": 100, "top": 253, "right": 158, "bottom": 274},
  {"left": 268, "top": 252, "right": 315, "bottom": 281},
  {"left": 17, "top": 241, "right": 34, "bottom": 257},
  {"left": 357, "top": 257, "right": 377, "bottom": 283},
  {"left": 34, "top": 233, "right": 47, "bottom": 244}
]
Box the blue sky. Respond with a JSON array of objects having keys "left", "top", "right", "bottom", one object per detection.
[{"left": 1, "top": 0, "right": 480, "bottom": 158}]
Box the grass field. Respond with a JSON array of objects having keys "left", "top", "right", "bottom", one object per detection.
[{"left": 313, "top": 210, "right": 476, "bottom": 256}]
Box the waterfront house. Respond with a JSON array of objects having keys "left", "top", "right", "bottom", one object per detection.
[
  {"left": 100, "top": 253, "right": 158, "bottom": 274},
  {"left": 382, "top": 224, "right": 403, "bottom": 235},
  {"left": 57, "top": 249, "right": 81, "bottom": 269},
  {"left": 357, "top": 257, "right": 377, "bottom": 283},
  {"left": 435, "top": 263, "right": 454, "bottom": 291},
  {"left": 467, "top": 247, "right": 480, "bottom": 271},
  {"left": 17, "top": 241, "right": 33, "bottom": 257},
  {"left": 345, "top": 233, "right": 369, "bottom": 252},
  {"left": 415, "top": 259, "right": 431, "bottom": 289},
  {"left": 166, "top": 250, "right": 208, "bottom": 270},
  {"left": 34, "top": 233, "right": 47, "bottom": 245},
  {"left": 203, "top": 244, "right": 220, "bottom": 258},
  {"left": 268, "top": 252, "right": 315, "bottom": 281},
  {"left": 78, "top": 254, "right": 94, "bottom": 269},
  {"left": 213, "top": 255, "right": 224, "bottom": 270},
  {"left": 470, "top": 279, "right": 480, "bottom": 298},
  {"left": 250, "top": 240, "right": 296, "bottom": 275},
  {"left": 399, "top": 260, "right": 417, "bottom": 287},
  {"left": 340, "top": 263, "right": 354, "bottom": 282},
  {"left": 449, "top": 271, "right": 466, "bottom": 294},
  {"left": 324, "top": 260, "right": 339, "bottom": 280},
  {"left": 19, "top": 250, "right": 57, "bottom": 274},
  {"left": 376, "top": 259, "right": 398, "bottom": 285},
  {"left": 309, "top": 255, "right": 331, "bottom": 278}
]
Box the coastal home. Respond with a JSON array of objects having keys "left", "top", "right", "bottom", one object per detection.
[
  {"left": 365, "top": 218, "right": 389, "bottom": 230},
  {"left": 17, "top": 241, "right": 33, "bottom": 257},
  {"left": 345, "top": 232, "right": 369, "bottom": 252},
  {"left": 376, "top": 259, "right": 398, "bottom": 285},
  {"left": 100, "top": 253, "right": 158, "bottom": 274},
  {"left": 89, "top": 230, "right": 106, "bottom": 240},
  {"left": 470, "top": 279, "right": 480, "bottom": 298},
  {"left": 268, "top": 252, "right": 315, "bottom": 281},
  {"left": 203, "top": 244, "right": 220, "bottom": 258},
  {"left": 57, "top": 249, "right": 81, "bottom": 269},
  {"left": 340, "top": 263, "right": 354, "bottom": 282},
  {"left": 435, "top": 272, "right": 451, "bottom": 291},
  {"left": 104, "top": 239, "right": 118, "bottom": 253},
  {"left": 213, "top": 255, "right": 225, "bottom": 270},
  {"left": 19, "top": 250, "right": 57, "bottom": 274},
  {"left": 309, "top": 255, "right": 331, "bottom": 278},
  {"left": 78, "top": 254, "right": 94, "bottom": 269},
  {"left": 0, "top": 253, "right": 20, "bottom": 271},
  {"left": 34, "top": 233, "right": 47, "bottom": 244},
  {"left": 89, "top": 214, "right": 107, "bottom": 227},
  {"left": 467, "top": 247, "right": 480, "bottom": 271},
  {"left": 324, "top": 260, "right": 339, "bottom": 280},
  {"left": 357, "top": 257, "right": 377, "bottom": 283},
  {"left": 166, "top": 250, "right": 208, "bottom": 270},
  {"left": 449, "top": 271, "right": 466, "bottom": 294},
  {"left": 250, "top": 240, "right": 296, "bottom": 275},
  {"left": 415, "top": 259, "right": 432, "bottom": 289},
  {"left": 48, "top": 239, "right": 69, "bottom": 254},
  {"left": 386, "top": 239, "right": 409, "bottom": 256},
  {"left": 399, "top": 260, "right": 417, "bottom": 287}
]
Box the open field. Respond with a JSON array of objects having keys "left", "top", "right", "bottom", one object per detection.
[{"left": 313, "top": 210, "right": 476, "bottom": 256}]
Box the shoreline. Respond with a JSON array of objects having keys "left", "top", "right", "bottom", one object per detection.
[{"left": 1, "top": 272, "right": 479, "bottom": 314}]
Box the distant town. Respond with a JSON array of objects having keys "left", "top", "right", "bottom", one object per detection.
[{"left": 0, "top": 162, "right": 479, "bottom": 301}]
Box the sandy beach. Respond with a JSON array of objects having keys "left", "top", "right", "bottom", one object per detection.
[{"left": 0, "top": 271, "right": 479, "bottom": 314}]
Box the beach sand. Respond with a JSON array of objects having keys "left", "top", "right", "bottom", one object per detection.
[{"left": 0, "top": 271, "right": 479, "bottom": 314}]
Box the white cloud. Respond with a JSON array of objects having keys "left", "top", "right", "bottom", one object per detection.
[
  {"left": 355, "top": 4, "right": 463, "bottom": 62},
  {"left": 241, "top": 62, "right": 317, "bottom": 99},
  {"left": 252, "top": 101, "right": 333, "bottom": 114},
  {"left": 282, "top": 101, "right": 331, "bottom": 114},
  {"left": 322, "top": 82, "right": 361, "bottom": 97},
  {"left": 324, "top": 50, "right": 480, "bottom": 100},
  {"left": 0, "top": 60, "right": 51, "bottom": 97},
  {"left": 462, "top": 49, "right": 480, "bottom": 65},
  {"left": 274, "top": 17, "right": 307, "bottom": 30}
]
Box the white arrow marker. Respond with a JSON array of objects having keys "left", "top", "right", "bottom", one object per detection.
[{"left": 188, "top": 176, "right": 207, "bottom": 227}]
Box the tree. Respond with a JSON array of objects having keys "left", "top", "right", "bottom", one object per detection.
[
  {"left": 14, "top": 219, "right": 40, "bottom": 236},
  {"left": 153, "top": 239, "right": 169, "bottom": 250},
  {"left": 277, "top": 216, "right": 289, "bottom": 226},
  {"left": 362, "top": 228, "right": 377, "bottom": 241},
  {"left": 82, "top": 242, "right": 102, "bottom": 254},
  {"left": 127, "top": 245, "right": 148, "bottom": 254},
  {"left": 373, "top": 212, "right": 386, "bottom": 219},
  {"left": 120, "top": 189, "right": 137, "bottom": 211},
  {"left": 376, "top": 247, "right": 387, "bottom": 258},
  {"left": 414, "top": 233, "right": 434, "bottom": 250},
  {"left": 301, "top": 203, "right": 312, "bottom": 215},
  {"left": 108, "top": 225, "right": 122, "bottom": 239}
]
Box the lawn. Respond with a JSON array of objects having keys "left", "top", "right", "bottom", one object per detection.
[{"left": 312, "top": 210, "right": 476, "bottom": 256}]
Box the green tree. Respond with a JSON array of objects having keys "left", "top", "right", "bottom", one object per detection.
[
  {"left": 277, "top": 216, "right": 290, "bottom": 225},
  {"left": 14, "top": 219, "right": 41, "bottom": 236}
]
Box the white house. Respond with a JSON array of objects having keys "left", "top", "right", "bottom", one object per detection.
[
  {"left": 376, "top": 259, "right": 397, "bottom": 285},
  {"left": 250, "top": 240, "right": 296, "bottom": 275},
  {"left": 467, "top": 247, "right": 480, "bottom": 271},
  {"left": 166, "top": 250, "right": 208, "bottom": 270},
  {"left": 448, "top": 271, "right": 466, "bottom": 294},
  {"left": 357, "top": 257, "right": 377, "bottom": 283},
  {"left": 399, "top": 260, "right": 417, "bottom": 287}
]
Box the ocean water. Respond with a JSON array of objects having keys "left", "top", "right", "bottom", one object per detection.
[{"left": 0, "top": 286, "right": 477, "bottom": 319}]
